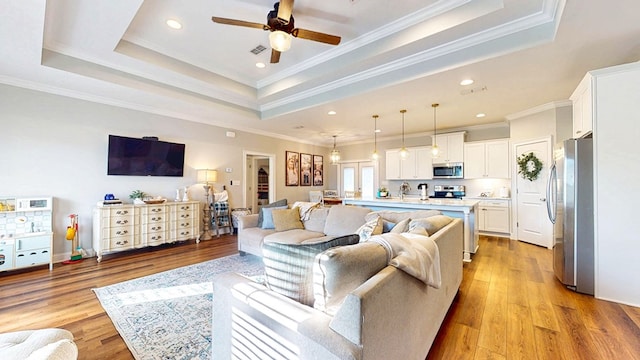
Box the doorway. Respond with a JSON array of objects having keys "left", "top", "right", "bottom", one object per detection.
[
  {"left": 338, "top": 160, "right": 378, "bottom": 198},
  {"left": 513, "top": 137, "right": 553, "bottom": 248},
  {"left": 243, "top": 151, "right": 276, "bottom": 213}
]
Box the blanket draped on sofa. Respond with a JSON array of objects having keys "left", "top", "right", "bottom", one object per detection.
[{"left": 367, "top": 232, "right": 441, "bottom": 288}]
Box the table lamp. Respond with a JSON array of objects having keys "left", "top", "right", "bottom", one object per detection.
[{"left": 197, "top": 169, "right": 218, "bottom": 241}]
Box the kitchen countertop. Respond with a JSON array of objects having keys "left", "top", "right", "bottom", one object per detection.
[
  {"left": 463, "top": 196, "right": 511, "bottom": 200},
  {"left": 342, "top": 197, "right": 479, "bottom": 210}
]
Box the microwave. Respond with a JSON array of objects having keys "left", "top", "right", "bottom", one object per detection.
[{"left": 433, "top": 162, "right": 464, "bottom": 179}]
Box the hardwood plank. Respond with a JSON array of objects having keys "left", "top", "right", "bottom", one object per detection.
[
  {"left": 2, "top": 235, "right": 639, "bottom": 360},
  {"left": 506, "top": 303, "right": 537, "bottom": 360}
]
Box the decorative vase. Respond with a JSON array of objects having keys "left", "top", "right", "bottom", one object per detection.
[
  {"left": 175, "top": 189, "right": 181, "bottom": 202},
  {"left": 182, "top": 186, "right": 189, "bottom": 201}
]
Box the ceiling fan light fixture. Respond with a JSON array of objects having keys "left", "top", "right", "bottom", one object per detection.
[{"left": 269, "top": 30, "right": 292, "bottom": 52}]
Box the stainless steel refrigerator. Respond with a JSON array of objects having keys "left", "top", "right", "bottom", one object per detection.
[{"left": 546, "top": 137, "right": 594, "bottom": 295}]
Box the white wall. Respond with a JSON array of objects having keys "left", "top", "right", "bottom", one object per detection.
[
  {"left": 592, "top": 62, "right": 640, "bottom": 306},
  {"left": 0, "top": 84, "right": 330, "bottom": 261}
]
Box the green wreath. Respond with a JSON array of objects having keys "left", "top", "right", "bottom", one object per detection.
[{"left": 517, "top": 152, "right": 543, "bottom": 181}]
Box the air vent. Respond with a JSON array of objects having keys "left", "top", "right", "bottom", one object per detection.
[
  {"left": 251, "top": 45, "right": 267, "bottom": 55},
  {"left": 460, "top": 86, "right": 488, "bottom": 95}
]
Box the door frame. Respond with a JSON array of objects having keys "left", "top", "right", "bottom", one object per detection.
[
  {"left": 511, "top": 136, "right": 553, "bottom": 243},
  {"left": 243, "top": 150, "right": 276, "bottom": 209}
]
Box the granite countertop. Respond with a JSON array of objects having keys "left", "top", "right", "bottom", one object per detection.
[{"left": 343, "top": 197, "right": 479, "bottom": 209}]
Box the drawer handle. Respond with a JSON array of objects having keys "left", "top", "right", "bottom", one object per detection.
[
  {"left": 181, "top": 214, "right": 190, "bottom": 218},
  {"left": 151, "top": 226, "right": 162, "bottom": 231},
  {"left": 116, "top": 240, "right": 129, "bottom": 245},
  {"left": 180, "top": 222, "right": 190, "bottom": 227},
  {"left": 181, "top": 206, "right": 190, "bottom": 210},
  {"left": 116, "top": 210, "right": 129, "bottom": 215},
  {"left": 116, "top": 230, "right": 129, "bottom": 235},
  {"left": 116, "top": 220, "right": 128, "bottom": 224},
  {"left": 151, "top": 217, "right": 162, "bottom": 221},
  {"left": 180, "top": 231, "right": 190, "bottom": 236}
]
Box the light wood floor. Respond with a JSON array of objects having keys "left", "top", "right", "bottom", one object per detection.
[{"left": 1, "top": 235, "right": 638, "bottom": 360}]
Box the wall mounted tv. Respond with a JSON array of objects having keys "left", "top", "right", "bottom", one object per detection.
[{"left": 107, "top": 135, "right": 185, "bottom": 177}]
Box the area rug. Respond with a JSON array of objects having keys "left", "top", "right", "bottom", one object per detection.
[{"left": 93, "top": 254, "right": 264, "bottom": 360}]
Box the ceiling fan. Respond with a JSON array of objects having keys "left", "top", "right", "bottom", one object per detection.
[{"left": 212, "top": 1, "right": 341, "bottom": 63}]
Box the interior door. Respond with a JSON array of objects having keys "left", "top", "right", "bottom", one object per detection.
[
  {"left": 514, "top": 138, "right": 553, "bottom": 248},
  {"left": 339, "top": 161, "right": 377, "bottom": 198}
]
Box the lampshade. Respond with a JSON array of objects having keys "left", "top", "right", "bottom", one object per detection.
[
  {"left": 330, "top": 135, "right": 341, "bottom": 165},
  {"left": 197, "top": 169, "right": 218, "bottom": 184},
  {"left": 269, "top": 30, "right": 292, "bottom": 52},
  {"left": 431, "top": 103, "right": 440, "bottom": 157}
]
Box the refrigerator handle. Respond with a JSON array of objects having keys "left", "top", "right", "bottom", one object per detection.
[{"left": 546, "top": 162, "right": 557, "bottom": 224}]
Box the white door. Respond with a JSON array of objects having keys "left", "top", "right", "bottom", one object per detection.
[
  {"left": 339, "top": 161, "right": 377, "bottom": 199},
  {"left": 514, "top": 138, "right": 553, "bottom": 248}
]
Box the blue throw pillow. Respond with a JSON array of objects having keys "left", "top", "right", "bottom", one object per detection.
[
  {"left": 261, "top": 206, "right": 288, "bottom": 229},
  {"left": 257, "top": 199, "right": 288, "bottom": 227}
]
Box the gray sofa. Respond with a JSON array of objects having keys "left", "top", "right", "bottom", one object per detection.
[
  {"left": 213, "top": 214, "right": 463, "bottom": 359},
  {"left": 237, "top": 205, "right": 372, "bottom": 257}
]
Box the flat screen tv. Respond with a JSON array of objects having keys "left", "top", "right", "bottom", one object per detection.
[{"left": 107, "top": 135, "right": 185, "bottom": 177}]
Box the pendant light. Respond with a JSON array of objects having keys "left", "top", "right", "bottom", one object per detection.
[
  {"left": 330, "top": 135, "right": 341, "bottom": 165},
  {"left": 431, "top": 103, "right": 440, "bottom": 157},
  {"left": 371, "top": 115, "right": 379, "bottom": 160},
  {"left": 399, "top": 109, "right": 408, "bottom": 159}
]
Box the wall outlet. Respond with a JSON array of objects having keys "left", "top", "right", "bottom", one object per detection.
[{"left": 225, "top": 167, "right": 232, "bottom": 173}]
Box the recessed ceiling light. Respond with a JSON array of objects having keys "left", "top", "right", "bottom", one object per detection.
[
  {"left": 166, "top": 19, "right": 182, "bottom": 30},
  {"left": 328, "top": 110, "right": 336, "bottom": 115},
  {"left": 476, "top": 113, "right": 486, "bottom": 118},
  {"left": 460, "top": 79, "right": 474, "bottom": 86},
  {"left": 256, "top": 62, "right": 266, "bottom": 68}
]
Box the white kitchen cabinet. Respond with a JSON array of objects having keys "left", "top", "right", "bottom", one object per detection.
[
  {"left": 93, "top": 201, "right": 199, "bottom": 261},
  {"left": 432, "top": 132, "right": 465, "bottom": 163},
  {"left": 476, "top": 199, "right": 510, "bottom": 235},
  {"left": 570, "top": 74, "right": 593, "bottom": 138},
  {"left": 464, "top": 139, "right": 510, "bottom": 179},
  {"left": 385, "top": 146, "right": 432, "bottom": 180},
  {"left": 385, "top": 149, "right": 402, "bottom": 180}
]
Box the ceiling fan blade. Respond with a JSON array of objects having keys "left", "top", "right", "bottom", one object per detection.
[
  {"left": 211, "top": 16, "right": 269, "bottom": 30},
  {"left": 292, "top": 28, "right": 341, "bottom": 45},
  {"left": 277, "top": 0, "right": 294, "bottom": 24},
  {"left": 270, "top": 49, "right": 281, "bottom": 63}
]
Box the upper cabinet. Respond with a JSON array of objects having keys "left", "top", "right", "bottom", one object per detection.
[
  {"left": 570, "top": 74, "right": 593, "bottom": 138},
  {"left": 464, "top": 139, "right": 510, "bottom": 179},
  {"left": 386, "top": 146, "right": 433, "bottom": 180},
  {"left": 432, "top": 132, "right": 465, "bottom": 163}
]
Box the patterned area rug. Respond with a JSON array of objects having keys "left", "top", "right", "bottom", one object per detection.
[{"left": 93, "top": 254, "right": 264, "bottom": 360}]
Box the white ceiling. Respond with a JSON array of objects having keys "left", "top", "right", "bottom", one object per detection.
[{"left": 2, "top": 0, "right": 640, "bottom": 145}]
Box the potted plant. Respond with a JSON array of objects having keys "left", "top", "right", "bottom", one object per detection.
[
  {"left": 377, "top": 187, "right": 389, "bottom": 198},
  {"left": 129, "top": 190, "right": 147, "bottom": 205}
]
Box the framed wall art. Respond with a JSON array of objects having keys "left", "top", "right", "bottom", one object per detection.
[
  {"left": 285, "top": 151, "right": 300, "bottom": 186},
  {"left": 313, "top": 155, "right": 323, "bottom": 186},
  {"left": 300, "top": 153, "right": 312, "bottom": 186}
]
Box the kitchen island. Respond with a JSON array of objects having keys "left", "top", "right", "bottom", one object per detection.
[{"left": 343, "top": 197, "right": 479, "bottom": 262}]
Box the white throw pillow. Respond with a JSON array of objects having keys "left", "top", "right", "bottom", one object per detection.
[{"left": 357, "top": 215, "right": 383, "bottom": 241}]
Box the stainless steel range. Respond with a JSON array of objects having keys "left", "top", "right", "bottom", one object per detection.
[{"left": 431, "top": 185, "right": 465, "bottom": 199}]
